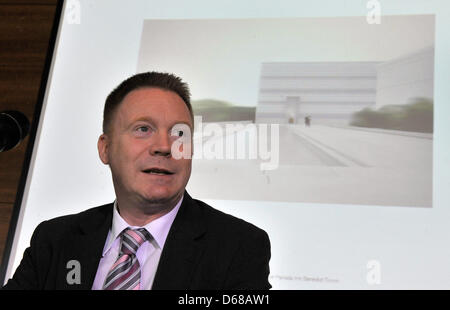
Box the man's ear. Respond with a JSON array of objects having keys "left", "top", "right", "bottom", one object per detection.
[{"left": 97, "top": 133, "right": 110, "bottom": 165}]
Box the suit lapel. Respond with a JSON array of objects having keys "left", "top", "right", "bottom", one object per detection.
[
  {"left": 58, "top": 204, "right": 113, "bottom": 290},
  {"left": 152, "top": 191, "right": 206, "bottom": 289}
]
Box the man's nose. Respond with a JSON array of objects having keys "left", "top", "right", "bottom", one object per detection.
[{"left": 150, "top": 131, "right": 172, "bottom": 157}]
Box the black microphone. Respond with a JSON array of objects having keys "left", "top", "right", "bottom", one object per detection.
[{"left": 0, "top": 110, "right": 30, "bottom": 153}]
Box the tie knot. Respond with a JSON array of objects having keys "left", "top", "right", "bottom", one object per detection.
[{"left": 120, "top": 228, "right": 152, "bottom": 255}]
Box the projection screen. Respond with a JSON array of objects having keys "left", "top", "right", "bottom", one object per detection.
[{"left": 2, "top": 0, "right": 450, "bottom": 289}]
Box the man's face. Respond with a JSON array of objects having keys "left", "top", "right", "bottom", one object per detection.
[{"left": 98, "top": 87, "right": 193, "bottom": 206}]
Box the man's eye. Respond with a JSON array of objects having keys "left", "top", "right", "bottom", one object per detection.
[{"left": 136, "top": 126, "right": 150, "bottom": 133}]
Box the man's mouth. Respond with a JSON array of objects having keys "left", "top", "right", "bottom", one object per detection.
[{"left": 142, "top": 168, "right": 174, "bottom": 175}]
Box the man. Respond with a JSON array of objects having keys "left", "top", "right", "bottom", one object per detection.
[{"left": 3, "top": 72, "right": 271, "bottom": 290}]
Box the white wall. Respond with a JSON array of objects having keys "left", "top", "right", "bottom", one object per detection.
[{"left": 376, "top": 46, "right": 434, "bottom": 108}]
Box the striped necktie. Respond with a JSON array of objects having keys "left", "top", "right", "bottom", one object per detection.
[{"left": 103, "top": 228, "right": 153, "bottom": 290}]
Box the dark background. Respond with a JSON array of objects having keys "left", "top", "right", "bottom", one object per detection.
[{"left": 0, "top": 0, "right": 58, "bottom": 267}]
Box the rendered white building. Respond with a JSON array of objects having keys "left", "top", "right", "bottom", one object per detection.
[
  {"left": 376, "top": 46, "right": 434, "bottom": 108},
  {"left": 255, "top": 62, "right": 378, "bottom": 125},
  {"left": 256, "top": 47, "right": 434, "bottom": 125}
]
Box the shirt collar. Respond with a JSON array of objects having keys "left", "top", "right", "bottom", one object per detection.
[{"left": 103, "top": 195, "right": 183, "bottom": 256}]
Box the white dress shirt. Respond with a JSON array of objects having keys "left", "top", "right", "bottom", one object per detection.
[{"left": 91, "top": 195, "right": 183, "bottom": 290}]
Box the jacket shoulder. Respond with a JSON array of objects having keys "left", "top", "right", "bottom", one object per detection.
[
  {"left": 36, "top": 203, "right": 113, "bottom": 240},
  {"left": 192, "top": 198, "right": 269, "bottom": 239},
  {"left": 188, "top": 197, "right": 271, "bottom": 289}
]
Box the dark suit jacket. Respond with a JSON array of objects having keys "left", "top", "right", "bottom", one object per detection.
[{"left": 2, "top": 191, "right": 271, "bottom": 290}]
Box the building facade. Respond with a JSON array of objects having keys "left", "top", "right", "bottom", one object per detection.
[
  {"left": 255, "top": 47, "right": 434, "bottom": 125},
  {"left": 255, "top": 62, "right": 378, "bottom": 125},
  {"left": 376, "top": 46, "right": 434, "bottom": 108}
]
